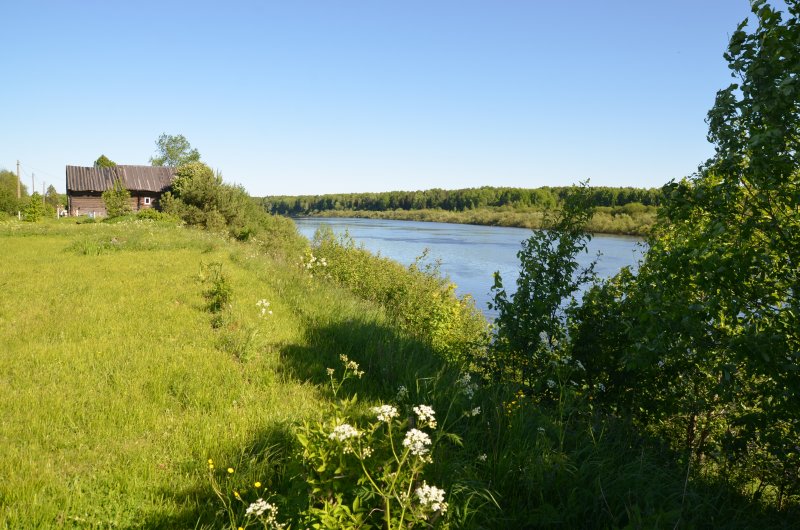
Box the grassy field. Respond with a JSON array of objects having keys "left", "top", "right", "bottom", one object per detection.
[
  {"left": 0, "top": 219, "right": 454, "bottom": 528},
  {"left": 2, "top": 217, "right": 795, "bottom": 529}
]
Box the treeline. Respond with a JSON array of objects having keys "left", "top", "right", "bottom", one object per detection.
[{"left": 260, "top": 185, "right": 662, "bottom": 216}]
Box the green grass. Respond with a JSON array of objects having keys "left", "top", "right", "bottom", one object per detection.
[
  {"left": 1, "top": 218, "right": 795, "bottom": 529},
  {"left": 0, "top": 219, "right": 411, "bottom": 527}
]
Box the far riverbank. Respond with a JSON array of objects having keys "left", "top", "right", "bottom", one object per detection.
[{"left": 297, "top": 205, "right": 656, "bottom": 237}]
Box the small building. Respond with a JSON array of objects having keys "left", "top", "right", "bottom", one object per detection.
[{"left": 66, "top": 165, "right": 175, "bottom": 217}]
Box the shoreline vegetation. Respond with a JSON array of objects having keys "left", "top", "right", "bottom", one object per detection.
[
  {"left": 259, "top": 185, "right": 661, "bottom": 236},
  {"left": 296, "top": 205, "right": 655, "bottom": 236}
]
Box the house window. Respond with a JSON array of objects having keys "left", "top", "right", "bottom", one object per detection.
[{"left": 144, "top": 197, "right": 151, "bottom": 205}]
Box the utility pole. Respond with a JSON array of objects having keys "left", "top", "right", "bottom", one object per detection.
[
  {"left": 16, "top": 160, "right": 20, "bottom": 198},
  {"left": 31, "top": 173, "right": 34, "bottom": 196},
  {"left": 42, "top": 181, "right": 46, "bottom": 204}
]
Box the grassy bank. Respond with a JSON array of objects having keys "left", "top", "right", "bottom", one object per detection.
[
  {"left": 302, "top": 204, "right": 656, "bottom": 236},
  {"left": 1, "top": 217, "right": 794, "bottom": 528}
]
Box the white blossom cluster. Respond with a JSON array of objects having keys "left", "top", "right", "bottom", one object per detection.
[
  {"left": 413, "top": 405, "right": 437, "bottom": 428},
  {"left": 415, "top": 482, "right": 448, "bottom": 515},
  {"left": 256, "top": 299, "right": 273, "bottom": 317},
  {"left": 245, "top": 499, "right": 285, "bottom": 528},
  {"left": 403, "top": 428, "right": 431, "bottom": 456},
  {"left": 372, "top": 404, "right": 399, "bottom": 423},
  {"left": 339, "top": 354, "right": 364, "bottom": 378},
  {"left": 457, "top": 372, "right": 478, "bottom": 399},
  {"left": 328, "top": 423, "right": 361, "bottom": 442}
]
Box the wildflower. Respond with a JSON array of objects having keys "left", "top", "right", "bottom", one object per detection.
[
  {"left": 477, "top": 453, "right": 488, "bottom": 462},
  {"left": 539, "top": 330, "right": 549, "bottom": 344},
  {"left": 546, "top": 379, "right": 556, "bottom": 389},
  {"left": 413, "top": 405, "right": 437, "bottom": 428},
  {"left": 457, "top": 372, "right": 478, "bottom": 399},
  {"left": 339, "top": 355, "right": 365, "bottom": 377},
  {"left": 403, "top": 428, "right": 432, "bottom": 456},
  {"left": 415, "top": 482, "right": 448, "bottom": 515},
  {"left": 396, "top": 385, "right": 409, "bottom": 400},
  {"left": 373, "top": 404, "right": 399, "bottom": 423},
  {"left": 227, "top": 467, "right": 234, "bottom": 474},
  {"left": 326, "top": 368, "right": 335, "bottom": 377},
  {"left": 469, "top": 406, "right": 481, "bottom": 417},
  {"left": 328, "top": 423, "right": 361, "bottom": 441},
  {"left": 255, "top": 481, "right": 262, "bottom": 488},
  {"left": 361, "top": 446, "right": 373, "bottom": 458},
  {"left": 657, "top": 360, "right": 665, "bottom": 368},
  {"left": 575, "top": 360, "right": 585, "bottom": 371},
  {"left": 598, "top": 383, "right": 606, "bottom": 392}
]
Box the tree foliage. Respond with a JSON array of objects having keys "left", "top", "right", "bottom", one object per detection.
[
  {"left": 262, "top": 185, "right": 662, "bottom": 216},
  {"left": 22, "top": 192, "right": 46, "bottom": 222},
  {"left": 474, "top": 0, "right": 800, "bottom": 511},
  {"left": 102, "top": 179, "right": 132, "bottom": 218},
  {"left": 488, "top": 184, "right": 596, "bottom": 388},
  {"left": 566, "top": 0, "right": 800, "bottom": 508},
  {"left": 94, "top": 155, "right": 117, "bottom": 168},
  {"left": 149, "top": 133, "right": 201, "bottom": 167},
  {"left": 0, "top": 169, "right": 28, "bottom": 215}
]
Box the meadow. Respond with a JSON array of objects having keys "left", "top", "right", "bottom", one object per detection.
[{"left": 1, "top": 216, "right": 795, "bottom": 529}]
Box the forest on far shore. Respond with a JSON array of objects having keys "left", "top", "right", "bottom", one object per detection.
[{"left": 259, "top": 185, "right": 662, "bottom": 236}]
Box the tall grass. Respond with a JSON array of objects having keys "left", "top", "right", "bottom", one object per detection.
[{"left": 1, "top": 218, "right": 794, "bottom": 528}]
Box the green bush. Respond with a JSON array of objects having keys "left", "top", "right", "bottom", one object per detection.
[{"left": 102, "top": 179, "right": 132, "bottom": 218}]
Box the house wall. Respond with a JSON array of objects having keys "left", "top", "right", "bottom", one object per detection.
[{"left": 69, "top": 192, "right": 164, "bottom": 216}]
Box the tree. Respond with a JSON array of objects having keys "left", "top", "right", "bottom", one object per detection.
[
  {"left": 149, "top": 133, "right": 200, "bottom": 167},
  {"left": 488, "top": 184, "right": 596, "bottom": 389},
  {"left": 570, "top": 0, "right": 800, "bottom": 507},
  {"left": 94, "top": 155, "right": 116, "bottom": 168},
  {"left": 0, "top": 169, "right": 28, "bottom": 214},
  {"left": 23, "top": 192, "right": 46, "bottom": 222},
  {"left": 102, "top": 179, "right": 132, "bottom": 218},
  {"left": 44, "top": 185, "right": 66, "bottom": 209}
]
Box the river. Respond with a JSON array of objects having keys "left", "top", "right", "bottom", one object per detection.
[{"left": 294, "top": 218, "right": 644, "bottom": 319}]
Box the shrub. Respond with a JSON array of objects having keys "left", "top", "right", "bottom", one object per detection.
[{"left": 102, "top": 179, "right": 132, "bottom": 218}]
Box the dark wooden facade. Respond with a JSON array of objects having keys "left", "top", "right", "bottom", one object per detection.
[{"left": 66, "top": 165, "right": 175, "bottom": 216}]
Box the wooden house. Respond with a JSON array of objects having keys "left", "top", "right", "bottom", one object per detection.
[{"left": 65, "top": 165, "right": 175, "bottom": 216}]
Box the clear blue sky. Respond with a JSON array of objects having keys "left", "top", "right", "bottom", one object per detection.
[{"left": 1, "top": 1, "right": 762, "bottom": 196}]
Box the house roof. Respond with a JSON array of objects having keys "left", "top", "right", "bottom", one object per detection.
[{"left": 66, "top": 165, "right": 175, "bottom": 193}]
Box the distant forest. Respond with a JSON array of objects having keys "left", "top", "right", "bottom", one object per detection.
[{"left": 260, "top": 186, "right": 663, "bottom": 215}]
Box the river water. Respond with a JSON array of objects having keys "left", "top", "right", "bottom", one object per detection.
[{"left": 294, "top": 217, "right": 644, "bottom": 319}]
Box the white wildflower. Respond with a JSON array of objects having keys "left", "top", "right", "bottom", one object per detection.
[
  {"left": 361, "top": 446, "right": 373, "bottom": 458},
  {"left": 457, "top": 372, "right": 478, "bottom": 399},
  {"left": 546, "top": 379, "right": 556, "bottom": 389},
  {"left": 469, "top": 406, "right": 481, "bottom": 417},
  {"left": 477, "top": 453, "right": 488, "bottom": 462},
  {"left": 575, "top": 360, "right": 585, "bottom": 371},
  {"left": 403, "top": 428, "right": 431, "bottom": 456},
  {"left": 415, "top": 482, "right": 448, "bottom": 515},
  {"left": 246, "top": 498, "right": 284, "bottom": 527},
  {"left": 326, "top": 368, "right": 335, "bottom": 376},
  {"left": 598, "top": 383, "right": 606, "bottom": 392},
  {"left": 413, "top": 405, "right": 437, "bottom": 428},
  {"left": 328, "top": 423, "right": 360, "bottom": 442},
  {"left": 396, "top": 385, "right": 409, "bottom": 400},
  {"left": 657, "top": 359, "right": 665, "bottom": 368},
  {"left": 373, "top": 404, "right": 399, "bottom": 423}
]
